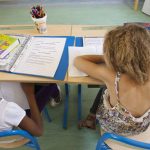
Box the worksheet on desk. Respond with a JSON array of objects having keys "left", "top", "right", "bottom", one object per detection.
[
  {"left": 10, "top": 37, "right": 66, "bottom": 78},
  {"left": 83, "top": 37, "right": 104, "bottom": 55},
  {"left": 68, "top": 46, "right": 100, "bottom": 77}
]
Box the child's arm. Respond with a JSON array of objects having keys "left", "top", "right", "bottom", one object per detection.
[
  {"left": 76, "top": 55, "right": 105, "bottom": 63},
  {"left": 18, "top": 83, "right": 43, "bottom": 136},
  {"left": 74, "top": 55, "right": 114, "bottom": 82}
]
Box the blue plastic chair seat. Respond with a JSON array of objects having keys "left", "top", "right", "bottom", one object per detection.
[{"left": 0, "top": 130, "right": 41, "bottom": 150}]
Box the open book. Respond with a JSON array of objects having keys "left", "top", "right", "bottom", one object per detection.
[{"left": 0, "top": 35, "right": 73, "bottom": 79}]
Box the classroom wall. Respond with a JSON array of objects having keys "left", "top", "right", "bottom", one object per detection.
[{"left": 0, "top": 0, "right": 147, "bottom": 25}]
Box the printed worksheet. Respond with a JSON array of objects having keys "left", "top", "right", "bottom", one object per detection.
[
  {"left": 69, "top": 46, "right": 100, "bottom": 77},
  {"left": 83, "top": 37, "right": 104, "bottom": 55}
]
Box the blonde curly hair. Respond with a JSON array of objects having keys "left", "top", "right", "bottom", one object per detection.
[{"left": 104, "top": 24, "right": 150, "bottom": 84}]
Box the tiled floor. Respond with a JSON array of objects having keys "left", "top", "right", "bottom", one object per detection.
[{"left": 0, "top": 1, "right": 150, "bottom": 150}]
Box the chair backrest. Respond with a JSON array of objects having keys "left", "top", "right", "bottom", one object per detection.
[
  {"left": 0, "top": 130, "right": 41, "bottom": 150},
  {"left": 96, "top": 132, "right": 150, "bottom": 150}
]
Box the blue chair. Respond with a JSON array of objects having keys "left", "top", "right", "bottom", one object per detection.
[
  {"left": 0, "top": 130, "right": 40, "bottom": 150},
  {"left": 96, "top": 132, "right": 150, "bottom": 150}
]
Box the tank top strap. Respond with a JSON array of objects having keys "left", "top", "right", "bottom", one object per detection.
[{"left": 115, "top": 72, "right": 121, "bottom": 102}]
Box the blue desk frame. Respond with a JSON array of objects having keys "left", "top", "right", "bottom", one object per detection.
[
  {"left": 63, "top": 37, "right": 83, "bottom": 129},
  {"left": 63, "top": 84, "right": 82, "bottom": 129}
]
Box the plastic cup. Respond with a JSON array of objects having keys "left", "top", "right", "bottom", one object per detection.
[{"left": 31, "top": 14, "right": 47, "bottom": 34}]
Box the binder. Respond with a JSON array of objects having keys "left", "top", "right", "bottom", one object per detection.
[
  {"left": 53, "top": 36, "right": 75, "bottom": 80},
  {"left": 0, "top": 35, "right": 75, "bottom": 80}
]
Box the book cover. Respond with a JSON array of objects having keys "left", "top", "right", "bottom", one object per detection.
[{"left": 0, "top": 34, "right": 19, "bottom": 59}]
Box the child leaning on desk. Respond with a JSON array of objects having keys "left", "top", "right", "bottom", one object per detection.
[
  {"left": 0, "top": 82, "right": 61, "bottom": 136},
  {"left": 74, "top": 24, "right": 150, "bottom": 148}
]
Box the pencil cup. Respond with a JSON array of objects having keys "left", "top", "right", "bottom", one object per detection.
[{"left": 31, "top": 14, "right": 47, "bottom": 34}]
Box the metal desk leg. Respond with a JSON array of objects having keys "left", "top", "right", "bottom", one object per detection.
[
  {"left": 63, "top": 83, "right": 69, "bottom": 129},
  {"left": 43, "top": 107, "right": 52, "bottom": 122},
  {"left": 78, "top": 84, "right": 82, "bottom": 122}
]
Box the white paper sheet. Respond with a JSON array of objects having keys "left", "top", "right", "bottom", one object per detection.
[
  {"left": 68, "top": 46, "right": 100, "bottom": 77},
  {"left": 83, "top": 37, "right": 104, "bottom": 55}
]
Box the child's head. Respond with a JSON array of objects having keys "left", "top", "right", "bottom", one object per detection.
[{"left": 103, "top": 24, "right": 150, "bottom": 84}]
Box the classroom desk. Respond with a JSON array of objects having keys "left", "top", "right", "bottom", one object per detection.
[
  {"left": 0, "top": 24, "right": 114, "bottom": 85},
  {"left": 0, "top": 24, "right": 71, "bottom": 83},
  {"left": 71, "top": 25, "right": 115, "bottom": 37},
  {"left": 0, "top": 24, "right": 114, "bottom": 129},
  {"left": 0, "top": 24, "right": 71, "bottom": 36}
]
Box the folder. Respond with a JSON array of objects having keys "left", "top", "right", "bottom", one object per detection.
[
  {"left": 54, "top": 36, "right": 75, "bottom": 80},
  {"left": 0, "top": 35, "right": 75, "bottom": 81},
  {"left": 75, "top": 37, "right": 83, "bottom": 47}
]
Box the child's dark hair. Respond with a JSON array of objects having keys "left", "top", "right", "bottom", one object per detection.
[{"left": 104, "top": 24, "right": 150, "bottom": 84}]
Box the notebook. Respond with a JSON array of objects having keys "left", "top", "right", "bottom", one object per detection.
[
  {"left": 0, "top": 35, "right": 75, "bottom": 80},
  {"left": 0, "top": 34, "right": 19, "bottom": 59}
]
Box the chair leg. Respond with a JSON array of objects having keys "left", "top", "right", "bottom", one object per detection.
[
  {"left": 26, "top": 141, "right": 41, "bottom": 150},
  {"left": 43, "top": 107, "right": 52, "bottom": 122},
  {"left": 134, "top": 0, "right": 139, "bottom": 11},
  {"left": 78, "top": 84, "right": 82, "bottom": 122},
  {"left": 25, "top": 136, "right": 41, "bottom": 150},
  {"left": 31, "top": 137, "right": 41, "bottom": 150},
  {"left": 63, "top": 83, "right": 69, "bottom": 129}
]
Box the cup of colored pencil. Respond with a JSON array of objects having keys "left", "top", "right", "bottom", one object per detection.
[{"left": 30, "top": 5, "right": 47, "bottom": 34}]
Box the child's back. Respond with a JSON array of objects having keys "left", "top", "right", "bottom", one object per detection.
[{"left": 105, "top": 72, "right": 150, "bottom": 118}]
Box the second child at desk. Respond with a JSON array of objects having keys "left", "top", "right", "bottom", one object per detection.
[
  {"left": 0, "top": 82, "right": 61, "bottom": 137},
  {"left": 74, "top": 24, "right": 150, "bottom": 149}
]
